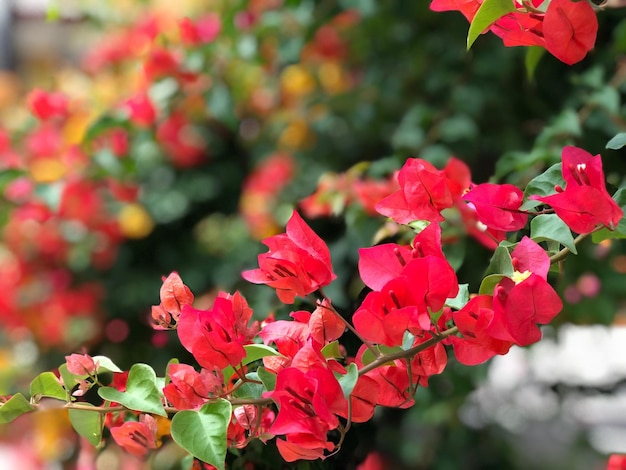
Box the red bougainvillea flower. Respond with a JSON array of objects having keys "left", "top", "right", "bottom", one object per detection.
[
  {"left": 463, "top": 183, "right": 528, "bottom": 232},
  {"left": 608, "top": 454, "right": 626, "bottom": 470},
  {"left": 358, "top": 222, "right": 444, "bottom": 291},
  {"left": 430, "top": 0, "right": 598, "bottom": 65},
  {"left": 486, "top": 238, "right": 562, "bottom": 346},
  {"left": 448, "top": 295, "right": 513, "bottom": 365},
  {"left": 163, "top": 363, "right": 223, "bottom": 410},
  {"left": 124, "top": 92, "right": 157, "bottom": 127},
  {"left": 242, "top": 211, "right": 336, "bottom": 303},
  {"left": 179, "top": 14, "right": 222, "bottom": 45},
  {"left": 354, "top": 255, "right": 458, "bottom": 346},
  {"left": 543, "top": 0, "right": 598, "bottom": 65},
  {"left": 531, "top": 146, "right": 623, "bottom": 234},
  {"left": 156, "top": 111, "right": 207, "bottom": 168},
  {"left": 177, "top": 292, "right": 257, "bottom": 370},
  {"left": 151, "top": 271, "right": 194, "bottom": 329},
  {"left": 110, "top": 414, "right": 158, "bottom": 458},
  {"left": 265, "top": 366, "right": 346, "bottom": 461},
  {"left": 376, "top": 158, "right": 453, "bottom": 224},
  {"left": 27, "top": 89, "right": 69, "bottom": 121}
]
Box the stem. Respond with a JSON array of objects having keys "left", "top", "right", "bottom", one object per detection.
[
  {"left": 317, "top": 289, "right": 381, "bottom": 358},
  {"left": 549, "top": 232, "right": 590, "bottom": 264},
  {"left": 358, "top": 327, "right": 459, "bottom": 377}
]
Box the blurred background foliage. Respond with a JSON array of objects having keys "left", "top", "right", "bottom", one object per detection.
[{"left": 1, "top": 0, "right": 626, "bottom": 468}]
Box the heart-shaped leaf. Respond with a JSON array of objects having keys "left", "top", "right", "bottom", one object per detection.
[
  {"left": 0, "top": 393, "right": 35, "bottom": 424},
  {"left": 69, "top": 405, "right": 104, "bottom": 446},
  {"left": 30, "top": 372, "right": 67, "bottom": 402},
  {"left": 98, "top": 364, "right": 166, "bottom": 416},
  {"left": 171, "top": 399, "right": 232, "bottom": 470}
]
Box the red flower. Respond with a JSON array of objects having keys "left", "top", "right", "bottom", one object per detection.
[
  {"left": 110, "top": 414, "right": 158, "bottom": 458},
  {"left": 177, "top": 293, "right": 256, "bottom": 370},
  {"left": 152, "top": 272, "right": 194, "bottom": 329},
  {"left": 242, "top": 211, "right": 336, "bottom": 303},
  {"left": 375, "top": 158, "right": 453, "bottom": 224},
  {"left": 531, "top": 146, "right": 623, "bottom": 234},
  {"left": 163, "top": 363, "right": 223, "bottom": 410},
  {"left": 463, "top": 183, "right": 527, "bottom": 232},
  {"left": 156, "top": 111, "right": 207, "bottom": 168},
  {"left": 543, "top": 0, "right": 598, "bottom": 65},
  {"left": 179, "top": 14, "right": 222, "bottom": 45},
  {"left": 124, "top": 92, "right": 156, "bottom": 127},
  {"left": 27, "top": 89, "right": 69, "bottom": 121},
  {"left": 448, "top": 295, "right": 512, "bottom": 365}
]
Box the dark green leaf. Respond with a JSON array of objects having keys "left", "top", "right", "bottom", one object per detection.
[
  {"left": 531, "top": 214, "right": 577, "bottom": 254},
  {"left": 523, "top": 163, "right": 564, "bottom": 201},
  {"left": 479, "top": 274, "right": 506, "bottom": 296},
  {"left": 484, "top": 245, "right": 513, "bottom": 277},
  {"left": 257, "top": 367, "right": 276, "bottom": 392}
]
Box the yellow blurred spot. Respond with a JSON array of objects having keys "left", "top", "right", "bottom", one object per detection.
[
  {"left": 63, "top": 111, "right": 91, "bottom": 145},
  {"left": 34, "top": 409, "right": 72, "bottom": 461},
  {"left": 280, "top": 65, "right": 316, "bottom": 98},
  {"left": 319, "top": 61, "right": 349, "bottom": 94},
  {"left": 117, "top": 203, "right": 155, "bottom": 239},
  {"left": 155, "top": 415, "right": 171, "bottom": 446},
  {"left": 511, "top": 270, "right": 532, "bottom": 284},
  {"left": 29, "top": 159, "right": 66, "bottom": 183},
  {"left": 278, "top": 119, "right": 313, "bottom": 150}
]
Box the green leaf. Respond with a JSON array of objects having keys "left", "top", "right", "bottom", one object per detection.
[
  {"left": 445, "top": 284, "right": 469, "bottom": 310},
  {"left": 98, "top": 364, "right": 166, "bottom": 416},
  {"left": 93, "top": 356, "right": 123, "bottom": 374},
  {"left": 523, "top": 163, "right": 564, "bottom": 201},
  {"left": 606, "top": 132, "right": 626, "bottom": 150},
  {"left": 525, "top": 46, "right": 545, "bottom": 81},
  {"left": 479, "top": 274, "right": 506, "bottom": 296},
  {"left": 68, "top": 406, "right": 104, "bottom": 446},
  {"left": 336, "top": 363, "right": 358, "bottom": 399},
  {"left": 58, "top": 364, "right": 78, "bottom": 392},
  {"left": 233, "top": 373, "right": 265, "bottom": 399},
  {"left": 222, "top": 344, "right": 281, "bottom": 384},
  {"left": 171, "top": 399, "right": 232, "bottom": 470},
  {"left": 30, "top": 372, "right": 67, "bottom": 402},
  {"left": 0, "top": 393, "right": 35, "bottom": 424},
  {"left": 531, "top": 214, "right": 577, "bottom": 254},
  {"left": 321, "top": 341, "right": 343, "bottom": 359},
  {"left": 484, "top": 245, "right": 514, "bottom": 277},
  {"left": 467, "top": 0, "right": 515, "bottom": 49},
  {"left": 257, "top": 367, "right": 276, "bottom": 392}
]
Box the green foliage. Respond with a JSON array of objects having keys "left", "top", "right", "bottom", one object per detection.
[
  {"left": 0, "top": 393, "right": 35, "bottom": 424},
  {"left": 68, "top": 406, "right": 105, "bottom": 447},
  {"left": 171, "top": 399, "right": 232, "bottom": 470},
  {"left": 30, "top": 372, "right": 67, "bottom": 402},
  {"left": 98, "top": 363, "right": 166, "bottom": 416},
  {"left": 467, "top": 0, "right": 515, "bottom": 49},
  {"left": 531, "top": 214, "right": 578, "bottom": 255}
]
